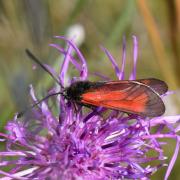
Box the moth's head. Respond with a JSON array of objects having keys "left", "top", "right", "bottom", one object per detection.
[{"left": 65, "top": 81, "right": 92, "bottom": 101}]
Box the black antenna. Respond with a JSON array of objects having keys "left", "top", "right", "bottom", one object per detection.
[
  {"left": 25, "top": 49, "right": 62, "bottom": 87},
  {"left": 17, "top": 91, "right": 63, "bottom": 118},
  {"left": 17, "top": 49, "right": 64, "bottom": 118}
]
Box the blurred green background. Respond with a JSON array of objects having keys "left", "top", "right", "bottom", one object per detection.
[{"left": 0, "top": 0, "right": 180, "bottom": 179}]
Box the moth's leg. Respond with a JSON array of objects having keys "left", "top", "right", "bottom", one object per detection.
[{"left": 72, "top": 102, "right": 79, "bottom": 113}]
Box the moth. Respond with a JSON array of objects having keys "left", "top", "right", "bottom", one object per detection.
[
  {"left": 65, "top": 79, "right": 167, "bottom": 117},
  {"left": 19, "top": 50, "right": 168, "bottom": 118}
]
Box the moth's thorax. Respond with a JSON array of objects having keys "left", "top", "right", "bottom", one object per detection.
[
  {"left": 65, "top": 81, "right": 104, "bottom": 101},
  {"left": 65, "top": 81, "right": 92, "bottom": 101}
]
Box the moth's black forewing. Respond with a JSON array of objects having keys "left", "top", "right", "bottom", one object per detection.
[{"left": 135, "top": 78, "right": 168, "bottom": 95}]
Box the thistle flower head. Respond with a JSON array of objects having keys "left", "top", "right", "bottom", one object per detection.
[{"left": 0, "top": 36, "right": 180, "bottom": 180}]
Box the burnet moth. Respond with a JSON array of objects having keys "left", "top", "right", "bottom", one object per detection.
[{"left": 18, "top": 49, "right": 168, "bottom": 118}]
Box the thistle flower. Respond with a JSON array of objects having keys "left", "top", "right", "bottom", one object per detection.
[{"left": 0, "top": 36, "right": 180, "bottom": 180}]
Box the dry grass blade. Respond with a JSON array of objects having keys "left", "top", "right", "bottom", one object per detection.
[
  {"left": 137, "top": 0, "right": 178, "bottom": 89},
  {"left": 175, "top": 0, "right": 180, "bottom": 32}
]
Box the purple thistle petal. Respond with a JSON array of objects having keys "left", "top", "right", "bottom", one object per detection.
[
  {"left": 54, "top": 36, "right": 88, "bottom": 80},
  {"left": 0, "top": 167, "right": 39, "bottom": 180},
  {"left": 0, "top": 151, "right": 27, "bottom": 156},
  {"left": 119, "top": 36, "right": 126, "bottom": 80},
  {"left": 59, "top": 44, "right": 72, "bottom": 86},
  {"left": 0, "top": 170, "right": 28, "bottom": 180},
  {"left": 100, "top": 46, "right": 121, "bottom": 80},
  {"left": 29, "top": 85, "right": 38, "bottom": 104},
  {"left": 165, "top": 137, "right": 180, "bottom": 180},
  {"left": 150, "top": 115, "right": 180, "bottom": 127},
  {"left": 49, "top": 43, "right": 81, "bottom": 71}
]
